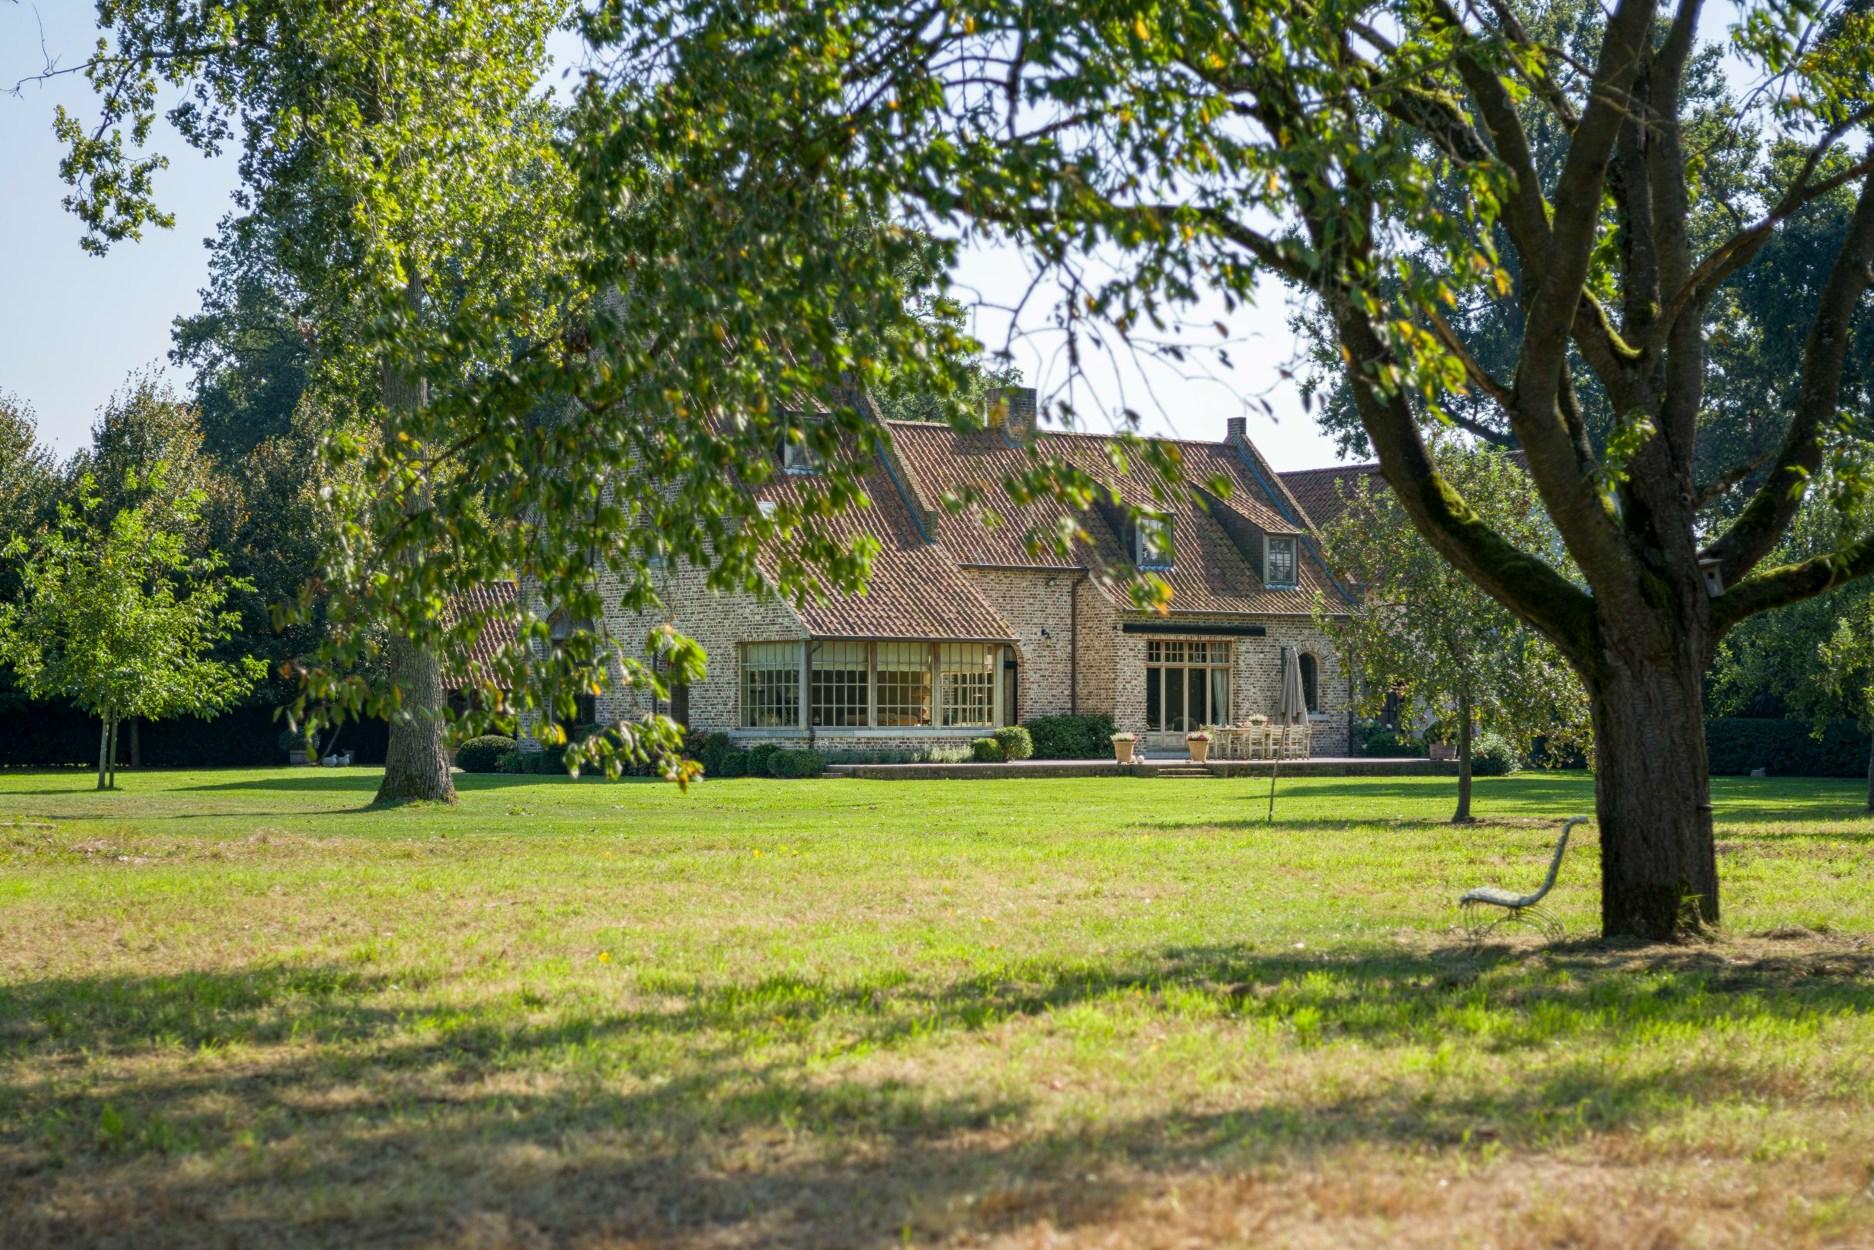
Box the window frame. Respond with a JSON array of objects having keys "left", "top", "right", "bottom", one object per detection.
[
  {"left": 1144, "top": 638, "right": 1232, "bottom": 732},
  {"left": 1134, "top": 516, "right": 1173, "bottom": 570},
  {"left": 1299, "top": 651, "right": 1321, "bottom": 714},
  {"left": 740, "top": 641, "right": 804, "bottom": 729},
  {"left": 1265, "top": 535, "right": 1298, "bottom": 588}
]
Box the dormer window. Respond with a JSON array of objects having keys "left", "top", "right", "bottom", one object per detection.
[
  {"left": 780, "top": 428, "right": 821, "bottom": 474},
  {"left": 1265, "top": 535, "right": 1297, "bottom": 588},
  {"left": 1134, "top": 516, "right": 1173, "bottom": 569}
]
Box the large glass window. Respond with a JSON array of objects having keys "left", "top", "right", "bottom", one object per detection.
[
  {"left": 1144, "top": 639, "right": 1231, "bottom": 731},
  {"left": 741, "top": 642, "right": 802, "bottom": 728},
  {"left": 875, "top": 642, "right": 932, "bottom": 726},
  {"left": 1266, "top": 536, "right": 1298, "bottom": 587},
  {"left": 811, "top": 642, "right": 868, "bottom": 727},
  {"left": 940, "top": 643, "right": 997, "bottom": 727}
]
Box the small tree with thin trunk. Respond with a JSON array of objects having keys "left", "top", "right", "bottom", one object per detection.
[
  {"left": 0, "top": 471, "right": 263, "bottom": 789},
  {"left": 1318, "top": 446, "right": 1589, "bottom": 822}
]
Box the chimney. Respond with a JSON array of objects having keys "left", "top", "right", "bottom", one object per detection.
[
  {"left": 1225, "top": 416, "right": 1248, "bottom": 446},
  {"left": 988, "top": 387, "right": 1038, "bottom": 444}
]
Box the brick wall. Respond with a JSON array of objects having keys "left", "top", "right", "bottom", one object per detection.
[
  {"left": 595, "top": 559, "right": 808, "bottom": 733},
  {"left": 959, "top": 567, "right": 1077, "bottom": 720}
]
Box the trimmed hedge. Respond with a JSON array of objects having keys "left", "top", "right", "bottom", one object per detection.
[
  {"left": 0, "top": 699, "right": 390, "bottom": 768},
  {"left": 971, "top": 737, "right": 1005, "bottom": 763},
  {"left": 766, "top": 748, "right": 825, "bottom": 778},
  {"left": 1023, "top": 714, "right": 1116, "bottom": 759},
  {"left": 455, "top": 735, "right": 515, "bottom": 773},
  {"left": 1707, "top": 717, "right": 1871, "bottom": 778}
]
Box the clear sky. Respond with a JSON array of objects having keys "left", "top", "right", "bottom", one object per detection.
[{"left": 0, "top": 4, "right": 1349, "bottom": 469}]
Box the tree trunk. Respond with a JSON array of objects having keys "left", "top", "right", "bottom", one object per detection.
[
  {"left": 1586, "top": 644, "right": 1719, "bottom": 940},
  {"left": 96, "top": 715, "right": 110, "bottom": 791},
  {"left": 106, "top": 715, "right": 119, "bottom": 790},
  {"left": 376, "top": 632, "right": 457, "bottom": 804},
  {"left": 371, "top": 268, "right": 456, "bottom": 806},
  {"left": 1453, "top": 689, "right": 1474, "bottom": 823}
]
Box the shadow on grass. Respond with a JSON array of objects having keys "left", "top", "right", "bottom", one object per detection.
[{"left": 5, "top": 937, "right": 1873, "bottom": 1248}]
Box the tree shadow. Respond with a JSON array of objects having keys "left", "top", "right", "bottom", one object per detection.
[{"left": 6, "top": 937, "right": 1874, "bottom": 1247}]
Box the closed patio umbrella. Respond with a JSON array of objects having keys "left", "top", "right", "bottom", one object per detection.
[{"left": 1267, "top": 645, "right": 1308, "bottom": 822}]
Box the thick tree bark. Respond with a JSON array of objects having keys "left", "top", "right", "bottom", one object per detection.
[
  {"left": 372, "top": 268, "right": 456, "bottom": 806},
  {"left": 376, "top": 633, "right": 457, "bottom": 804},
  {"left": 106, "top": 715, "right": 119, "bottom": 790},
  {"left": 1453, "top": 690, "right": 1474, "bottom": 823},
  {"left": 1586, "top": 640, "right": 1719, "bottom": 940},
  {"left": 96, "top": 715, "right": 110, "bottom": 791}
]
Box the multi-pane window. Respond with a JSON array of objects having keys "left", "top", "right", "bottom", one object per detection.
[
  {"left": 939, "top": 642, "right": 997, "bottom": 727},
  {"left": 1266, "top": 535, "right": 1298, "bottom": 587},
  {"left": 741, "top": 642, "right": 802, "bottom": 728},
  {"left": 740, "top": 640, "right": 1004, "bottom": 731},
  {"left": 810, "top": 641, "right": 868, "bottom": 727},
  {"left": 1144, "top": 639, "right": 1231, "bottom": 732},
  {"left": 875, "top": 642, "right": 932, "bottom": 726}
]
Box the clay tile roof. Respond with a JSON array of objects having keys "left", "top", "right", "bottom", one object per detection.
[
  {"left": 441, "top": 580, "right": 521, "bottom": 687},
  {"left": 751, "top": 467, "right": 1016, "bottom": 641},
  {"left": 886, "top": 422, "right": 1343, "bottom": 617},
  {"left": 1279, "top": 464, "right": 1381, "bottom": 533}
]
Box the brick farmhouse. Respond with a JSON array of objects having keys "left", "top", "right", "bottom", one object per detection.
[{"left": 561, "top": 389, "right": 1360, "bottom": 757}]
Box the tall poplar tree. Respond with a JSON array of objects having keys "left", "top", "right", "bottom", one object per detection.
[{"left": 47, "top": 0, "right": 570, "bottom": 803}]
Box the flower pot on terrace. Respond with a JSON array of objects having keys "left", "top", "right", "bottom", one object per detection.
[
  {"left": 1112, "top": 736, "right": 1136, "bottom": 764},
  {"left": 1187, "top": 737, "right": 1211, "bottom": 764}
]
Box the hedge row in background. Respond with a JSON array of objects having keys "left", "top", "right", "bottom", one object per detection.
[
  {"left": 1706, "top": 717, "right": 1872, "bottom": 778},
  {"left": 0, "top": 700, "right": 390, "bottom": 768}
]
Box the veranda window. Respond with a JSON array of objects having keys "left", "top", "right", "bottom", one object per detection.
[
  {"left": 811, "top": 642, "right": 868, "bottom": 727},
  {"left": 939, "top": 642, "right": 997, "bottom": 727},
  {"left": 1144, "top": 639, "right": 1231, "bottom": 732},
  {"left": 741, "top": 642, "right": 802, "bottom": 728},
  {"left": 875, "top": 642, "right": 933, "bottom": 726}
]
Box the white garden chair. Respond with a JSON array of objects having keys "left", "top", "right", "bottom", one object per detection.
[{"left": 1458, "top": 817, "right": 1585, "bottom": 942}]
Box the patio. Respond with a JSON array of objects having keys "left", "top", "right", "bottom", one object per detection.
[{"left": 823, "top": 755, "right": 1456, "bottom": 780}]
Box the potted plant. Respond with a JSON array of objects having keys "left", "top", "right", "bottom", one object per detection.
[
  {"left": 277, "top": 727, "right": 316, "bottom": 766},
  {"left": 1186, "top": 730, "right": 1212, "bottom": 764},
  {"left": 1111, "top": 732, "right": 1137, "bottom": 764}
]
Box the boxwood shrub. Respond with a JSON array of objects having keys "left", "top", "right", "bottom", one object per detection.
[
  {"left": 766, "top": 748, "right": 825, "bottom": 778},
  {"left": 993, "top": 725, "right": 1034, "bottom": 762},
  {"left": 455, "top": 735, "right": 516, "bottom": 773},
  {"left": 1022, "top": 714, "right": 1116, "bottom": 759}
]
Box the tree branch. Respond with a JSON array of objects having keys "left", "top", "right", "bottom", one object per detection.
[
  {"left": 1715, "top": 531, "right": 1874, "bottom": 631},
  {"left": 1704, "top": 166, "right": 1874, "bottom": 587}
]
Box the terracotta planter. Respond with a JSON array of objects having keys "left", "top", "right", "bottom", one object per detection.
[
  {"left": 1112, "top": 738, "right": 1136, "bottom": 764},
  {"left": 1187, "top": 738, "right": 1212, "bottom": 763},
  {"left": 287, "top": 749, "right": 311, "bottom": 766},
  {"left": 1429, "top": 743, "right": 1456, "bottom": 762}
]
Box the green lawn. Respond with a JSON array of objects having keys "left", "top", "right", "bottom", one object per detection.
[{"left": 2, "top": 768, "right": 1871, "bottom": 1248}]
